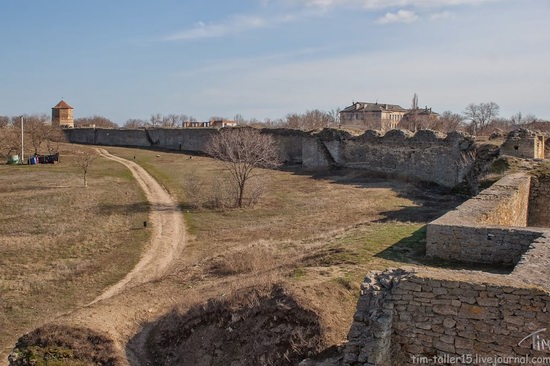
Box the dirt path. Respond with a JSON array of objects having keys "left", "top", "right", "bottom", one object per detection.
[{"left": 90, "top": 148, "right": 186, "bottom": 303}]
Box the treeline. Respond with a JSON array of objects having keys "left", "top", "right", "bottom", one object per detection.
[
  {"left": 238, "top": 105, "right": 548, "bottom": 136},
  {"left": 0, "top": 114, "right": 65, "bottom": 159}
]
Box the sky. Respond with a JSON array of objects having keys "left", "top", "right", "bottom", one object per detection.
[{"left": 0, "top": 0, "right": 549, "bottom": 124}]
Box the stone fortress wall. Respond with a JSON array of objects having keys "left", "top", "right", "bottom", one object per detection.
[
  {"left": 344, "top": 268, "right": 550, "bottom": 366},
  {"left": 64, "top": 127, "right": 476, "bottom": 188},
  {"left": 64, "top": 127, "right": 550, "bottom": 364},
  {"left": 344, "top": 173, "right": 550, "bottom": 365},
  {"left": 426, "top": 174, "right": 545, "bottom": 265}
]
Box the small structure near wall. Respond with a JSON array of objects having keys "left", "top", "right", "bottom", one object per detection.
[
  {"left": 500, "top": 128, "right": 545, "bottom": 159},
  {"left": 52, "top": 100, "right": 74, "bottom": 128},
  {"left": 210, "top": 119, "right": 237, "bottom": 128},
  {"left": 339, "top": 101, "right": 408, "bottom": 131}
]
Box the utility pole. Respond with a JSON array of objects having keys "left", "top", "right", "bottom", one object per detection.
[{"left": 20, "top": 116, "right": 24, "bottom": 164}]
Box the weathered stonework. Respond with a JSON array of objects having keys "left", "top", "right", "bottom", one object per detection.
[
  {"left": 500, "top": 129, "right": 545, "bottom": 159},
  {"left": 51, "top": 100, "right": 74, "bottom": 128},
  {"left": 529, "top": 176, "right": 550, "bottom": 228},
  {"left": 426, "top": 174, "right": 546, "bottom": 265},
  {"left": 64, "top": 127, "right": 476, "bottom": 188},
  {"left": 345, "top": 172, "right": 550, "bottom": 365},
  {"left": 345, "top": 267, "right": 550, "bottom": 366}
]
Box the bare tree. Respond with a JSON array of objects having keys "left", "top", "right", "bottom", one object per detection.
[
  {"left": 45, "top": 126, "right": 66, "bottom": 154},
  {"left": 283, "top": 110, "right": 333, "bottom": 130},
  {"left": 161, "top": 114, "right": 180, "bottom": 127},
  {"left": 438, "top": 111, "right": 465, "bottom": 132},
  {"left": 0, "top": 126, "right": 20, "bottom": 159},
  {"left": 412, "top": 93, "right": 419, "bottom": 110},
  {"left": 328, "top": 108, "right": 341, "bottom": 128},
  {"left": 0, "top": 116, "right": 9, "bottom": 128},
  {"left": 206, "top": 128, "right": 281, "bottom": 208},
  {"left": 150, "top": 113, "right": 162, "bottom": 128},
  {"left": 25, "top": 114, "right": 51, "bottom": 155},
  {"left": 405, "top": 93, "right": 420, "bottom": 132},
  {"left": 123, "top": 118, "right": 148, "bottom": 129},
  {"left": 464, "top": 102, "right": 499, "bottom": 135},
  {"left": 233, "top": 114, "right": 246, "bottom": 125},
  {"left": 509, "top": 112, "right": 539, "bottom": 126},
  {"left": 74, "top": 115, "right": 118, "bottom": 128},
  {"left": 75, "top": 150, "right": 98, "bottom": 187}
]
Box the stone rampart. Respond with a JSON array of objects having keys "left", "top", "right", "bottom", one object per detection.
[
  {"left": 342, "top": 130, "right": 475, "bottom": 187},
  {"left": 529, "top": 176, "right": 550, "bottom": 228},
  {"left": 64, "top": 127, "right": 476, "bottom": 188},
  {"left": 426, "top": 174, "right": 543, "bottom": 265},
  {"left": 500, "top": 129, "right": 546, "bottom": 159},
  {"left": 344, "top": 171, "right": 550, "bottom": 365},
  {"left": 345, "top": 267, "right": 550, "bottom": 365}
]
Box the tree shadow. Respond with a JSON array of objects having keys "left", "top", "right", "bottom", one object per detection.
[
  {"left": 125, "top": 285, "right": 323, "bottom": 366},
  {"left": 374, "top": 225, "right": 514, "bottom": 274},
  {"left": 284, "top": 166, "right": 467, "bottom": 224},
  {"left": 98, "top": 202, "right": 182, "bottom": 215}
]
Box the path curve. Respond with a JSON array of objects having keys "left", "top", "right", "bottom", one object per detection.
[{"left": 90, "top": 148, "right": 186, "bottom": 304}]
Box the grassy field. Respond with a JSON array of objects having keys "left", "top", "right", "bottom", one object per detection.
[
  {"left": 0, "top": 144, "right": 149, "bottom": 360},
  {"left": 105, "top": 147, "right": 463, "bottom": 293},
  {"left": 2, "top": 143, "right": 467, "bottom": 363}
]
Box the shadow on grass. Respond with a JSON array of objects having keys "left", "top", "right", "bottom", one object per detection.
[
  {"left": 284, "top": 166, "right": 466, "bottom": 224},
  {"left": 126, "top": 285, "right": 323, "bottom": 366},
  {"left": 98, "top": 202, "right": 182, "bottom": 214},
  {"left": 374, "top": 226, "right": 514, "bottom": 274}
]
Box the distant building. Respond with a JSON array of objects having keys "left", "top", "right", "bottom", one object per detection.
[
  {"left": 339, "top": 102, "right": 407, "bottom": 131},
  {"left": 52, "top": 100, "right": 74, "bottom": 128},
  {"left": 183, "top": 121, "right": 211, "bottom": 128},
  {"left": 210, "top": 119, "right": 237, "bottom": 128},
  {"left": 400, "top": 107, "right": 440, "bottom": 131},
  {"left": 182, "top": 119, "right": 238, "bottom": 128}
]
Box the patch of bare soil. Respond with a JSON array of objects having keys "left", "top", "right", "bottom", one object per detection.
[
  {"left": 7, "top": 149, "right": 186, "bottom": 365},
  {"left": 90, "top": 149, "right": 186, "bottom": 302},
  {"left": 136, "top": 285, "right": 323, "bottom": 366},
  {"left": 9, "top": 324, "right": 122, "bottom": 366}
]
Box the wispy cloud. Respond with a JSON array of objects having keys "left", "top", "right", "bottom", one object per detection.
[
  {"left": 362, "top": 0, "right": 498, "bottom": 9},
  {"left": 286, "top": 0, "right": 499, "bottom": 10},
  {"left": 430, "top": 11, "right": 452, "bottom": 20},
  {"left": 164, "top": 15, "right": 268, "bottom": 41},
  {"left": 376, "top": 10, "right": 419, "bottom": 24}
]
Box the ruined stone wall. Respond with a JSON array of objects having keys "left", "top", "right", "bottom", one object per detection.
[
  {"left": 426, "top": 174, "right": 539, "bottom": 265},
  {"left": 345, "top": 266, "right": 550, "bottom": 366},
  {"left": 341, "top": 130, "right": 475, "bottom": 187},
  {"left": 500, "top": 129, "right": 545, "bottom": 159},
  {"left": 344, "top": 169, "right": 550, "bottom": 365},
  {"left": 529, "top": 176, "right": 550, "bottom": 228},
  {"left": 64, "top": 128, "right": 476, "bottom": 188}
]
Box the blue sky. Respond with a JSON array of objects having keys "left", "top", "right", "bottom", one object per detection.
[{"left": 1, "top": 0, "right": 548, "bottom": 124}]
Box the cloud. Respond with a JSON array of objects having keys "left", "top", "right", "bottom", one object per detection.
[
  {"left": 430, "top": 10, "right": 452, "bottom": 20},
  {"left": 286, "top": 0, "right": 499, "bottom": 10},
  {"left": 362, "top": 0, "right": 498, "bottom": 9},
  {"left": 376, "top": 10, "right": 419, "bottom": 24},
  {"left": 164, "top": 15, "right": 268, "bottom": 41}
]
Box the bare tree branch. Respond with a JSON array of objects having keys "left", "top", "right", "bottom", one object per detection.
[{"left": 206, "top": 128, "right": 281, "bottom": 208}]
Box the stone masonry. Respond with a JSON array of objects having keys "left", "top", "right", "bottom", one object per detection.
[
  {"left": 345, "top": 172, "right": 550, "bottom": 365},
  {"left": 500, "top": 129, "right": 545, "bottom": 160},
  {"left": 64, "top": 127, "right": 477, "bottom": 188},
  {"left": 529, "top": 176, "right": 550, "bottom": 228},
  {"left": 345, "top": 267, "right": 550, "bottom": 366},
  {"left": 426, "top": 174, "right": 547, "bottom": 265}
]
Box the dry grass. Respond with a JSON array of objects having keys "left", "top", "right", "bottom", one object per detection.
[
  {"left": 5, "top": 144, "right": 465, "bottom": 364},
  {"left": 0, "top": 143, "right": 149, "bottom": 360},
  {"left": 99, "top": 147, "right": 463, "bottom": 347}
]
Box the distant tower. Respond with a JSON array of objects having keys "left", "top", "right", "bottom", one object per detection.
[{"left": 52, "top": 100, "right": 74, "bottom": 128}]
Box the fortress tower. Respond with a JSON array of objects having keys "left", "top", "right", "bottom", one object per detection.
[{"left": 52, "top": 100, "right": 74, "bottom": 128}]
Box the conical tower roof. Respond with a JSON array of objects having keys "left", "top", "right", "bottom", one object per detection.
[{"left": 52, "top": 100, "right": 73, "bottom": 109}]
